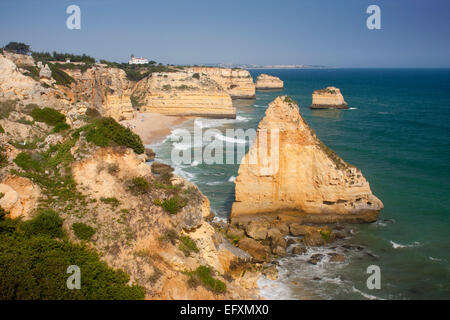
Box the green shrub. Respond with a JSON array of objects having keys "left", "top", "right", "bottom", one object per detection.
[
  {"left": 14, "top": 152, "right": 42, "bottom": 171},
  {"left": 85, "top": 107, "right": 101, "bottom": 119},
  {"left": 83, "top": 117, "right": 144, "bottom": 154},
  {"left": 19, "top": 65, "right": 40, "bottom": 81},
  {"left": 31, "top": 107, "right": 66, "bottom": 126},
  {"left": 21, "top": 209, "right": 64, "bottom": 238},
  {"left": 149, "top": 267, "right": 162, "bottom": 284},
  {"left": 186, "top": 266, "right": 226, "bottom": 293},
  {"left": 192, "top": 73, "right": 200, "bottom": 80},
  {"left": 0, "top": 227, "right": 145, "bottom": 299},
  {"left": 72, "top": 222, "right": 96, "bottom": 241},
  {"left": 179, "top": 236, "right": 199, "bottom": 257},
  {"left": 129, "top": 176, "right": 150, "bottom": 195},
  {"left": 0, "top": 147, "right": 7, "bottom": 168},
  {"left": 153, "top": 198, "right": 162, "bottom": 206},
  {"left": 161, "top": 196, "right": 187, "bottom": 215},
  {"left": 0, "top": 124, "right": 4, "bottom": 133},
  {"left": 48, "top": 64, "right": 76, "bottom": 87},
  {"left": 53, "top": 122, "right": 70, "bottom": 133},
  {"left": 320, "top": 228, "right": 332, "bottom": 242}
]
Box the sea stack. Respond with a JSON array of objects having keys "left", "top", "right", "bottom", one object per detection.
[
  {"left": 310, "top": 86, "right": 348, "bottom": 109},
  {"left": 231, "top": 96, "right": 383, "bottom": 225},
  {"left": 255, "top": 74, "right": 284, "bottom": 90}
]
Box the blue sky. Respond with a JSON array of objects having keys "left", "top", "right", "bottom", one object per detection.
[{"left": 0, "top": 0, "right": 449, "bottom": 67}]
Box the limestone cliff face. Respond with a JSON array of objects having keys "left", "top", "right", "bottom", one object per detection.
[
  {"left": 185, "top": 67, "right": 256, "bottom": 99},
  {"left": 64, "top": 66, "right": 135, "bottom": 121},
  {"left": 132, "top": 71, "right": 236, "bottom": 118},
  {"left": 0, "top": 55, "right": 42, "bottom": 101},
  {"left": 310, "top": 86, "right": 348, "bottom": 109},
  {"left": 231, "top": 96, "right": 383, "bottom": 224},
  {"left": 255, "top": 74, "right": 284, "bottom": 90}
]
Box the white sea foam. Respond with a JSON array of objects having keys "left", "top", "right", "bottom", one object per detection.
[
  {"left": 348, "top": 107, "right": 358, "bottom": 110},
  {"left": 228, "top": 176, "right": 236, "bottom": 182},
  {"left": 205, "top": 181, "right": 222, "bottom": 186},
  {"left": 352, "top": 287, "right": 385, "bottom": 300},
  {"left": 194, "top": 116, "right": 248, "bottom": 129},
  {"left": 257, "top": 276, "right": 294, "bottom": 300},
  {"left": 429, "top": 256, "right": 442, "bottom": 262},
  {"left": 190, "top": 160, "right": 199, "bottom": 167},
  {"left": 214, "top": 133, "right": 247, "bottom": 144},
  {"left": 390, "top": 240, "right": 421, "bottom": 249}
]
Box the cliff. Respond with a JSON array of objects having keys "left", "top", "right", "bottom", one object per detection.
[
  {"left": 0, "top": 53, "right": 135, "bottom": 121},
  {"left": 231, "top": 96, "right": 383, "bottom": 225},
  {"left": 63, "top": 66, "right": 135, "bottom": 121},
  {"left": 0, "top": 108, "right": 259, "bottom": 299},
  {"left": 131, "top": 71, "right": 236, "bottom": 118},
  {"left": 185, "top": 67, "right": 256, "bottom": 99},
  {"left": 310, "top": 86, "right": 348, "bottom": 109},
  {"left": 255, "top": 74, "right": 284, "bottom": 90}
]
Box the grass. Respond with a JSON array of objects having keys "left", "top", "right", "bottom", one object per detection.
[
  {"left": 14, "top": 152, "right": 42, "bottom": 172},
  {"left": 186, "top": 266, "right": 226, "bottom": 293},
  {"left": 179, "top": 235, "right": 199, "bottom": 257},
  {"left": 100, "top": 197, "right": 120, "bottom": 208},
  {"left": 0, "top": 147, "right": 7, "bottom": 168},
  {"left": 19, "top": 65, "right": 40, "bottom": 81},
  {"left": 0, "top": 124, "right": 4, "bottom": 133},
  {"left": 0, "top": 100, "right": 17, "bottom": 120},
  {"left": 72, "top": 222, "right": 96, "bottom": 241}
]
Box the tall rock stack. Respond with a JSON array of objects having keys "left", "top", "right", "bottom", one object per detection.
[{"left": 231, "top": 96, "right": 383, "bottom": 225}]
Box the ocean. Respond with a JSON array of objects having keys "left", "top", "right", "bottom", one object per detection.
[{"left": 152, "top": 68, "right": 450, "bottom": 300}]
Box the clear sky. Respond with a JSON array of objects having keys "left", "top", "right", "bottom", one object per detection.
[{"left": 0, "top": 0, "right": 449, "bottom": 67}]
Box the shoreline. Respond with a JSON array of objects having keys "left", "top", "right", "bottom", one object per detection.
[{"left": 121, "top": 112, "right": 189, "bottom": 146}]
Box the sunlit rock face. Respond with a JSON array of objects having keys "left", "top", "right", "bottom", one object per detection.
[{"left": 310, "top": 87, "right": 348, "bottom": 109}]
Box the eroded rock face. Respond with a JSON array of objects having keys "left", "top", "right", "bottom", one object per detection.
[
  {"left": 310, "top": 86, "right": 348, "bottom": 109},
  {"left": 231, "top": 96, "right": 383, "bottom": 224},
  {"left": 64, "top": 66, "right": 135, "bottom": 121},
  {"left": 0, "top": 175, "right": 41, "bottom": 220},
  {"left": 132, "top": 71, "right": 236, "bottom": 118},
  {"left": 185, "top": 67, "right": 256, "bottom": 99},
  {"left": 0, "top": 55, "right": 42, "bottom": 100},
  {"left": 255, "top": 74, "right": 284, "bottom": 90}
]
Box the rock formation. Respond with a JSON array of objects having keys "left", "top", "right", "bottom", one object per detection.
[
  {"left": 255, "top": 74, "right": 284, "bottom": 90},
  {"left": 310, "top": 86, "right": 348, "bottom": 109},
  {"left": 64, "top": 66, "right": 135, "bottom": 121},
  {"left": 132, "top": 71, "right": 236, "bottom": 118},
  {"left": 231, "top": 96, "right": 383, "bottom": 225},
  {"left": 185, "top": 67, "right": 256, "bottom": 99}
]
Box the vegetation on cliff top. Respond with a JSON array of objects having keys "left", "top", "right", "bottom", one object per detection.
[
  {"left": 0, "top": 210, "right": 145, "bottom": 299},
  {"left": 186, "top": 265, "right": 226, "bottom": 293},
  {"left": 78, "top": 117, "right": 145, "bottom": 154}
]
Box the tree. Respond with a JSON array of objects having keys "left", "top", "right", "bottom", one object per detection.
[{"left": 4, "top": 42, "right": 30, "bottom": 55}]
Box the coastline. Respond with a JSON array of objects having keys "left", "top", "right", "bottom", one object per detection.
[{"left": 121, "top": 112, "right": 189, "bottom": 145}]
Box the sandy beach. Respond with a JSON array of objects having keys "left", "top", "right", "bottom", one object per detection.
[{"left": 121, "top": 112, "right": 188, "bottom": 145}]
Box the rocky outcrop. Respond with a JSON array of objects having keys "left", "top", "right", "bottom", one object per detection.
[
  {"left": 0, "top": 175, "right": 41, "bottom": 220},
  {"left": 255, "top": 74, "right": 283, "bottom": 90},
  {"left": 64, "top": 66, "right": 135, "bottom": 121},
  {"left": 0, "top": 55, "right": 42, "bottom": 101},
  {"left": 231, "top": 96, "right": 383, "bottom": 224},
  {"left": 132, "top": 71, "right": 236, "bottom": 118},
  {"left": 310, "top": 86, "right": 348, "bottom": 109},
  {"left": 185, "top": 67, "right": 255, "bottom": 99}
]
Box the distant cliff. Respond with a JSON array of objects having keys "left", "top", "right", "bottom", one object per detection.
[
  {"left": 231, "top": 96, "right": 383, "bottom": 224},
  {"left": 255, "top": 74, "right": 283, "bottom": 90},
  {"left": 185, "top": 67, "right": 256, "bottom": 99},
  {"left": 131, "top": 71, "right": 236, "bottom": 118}
]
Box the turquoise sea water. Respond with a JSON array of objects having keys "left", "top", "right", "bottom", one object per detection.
[{"left": 153, "top": 69, "right": 450, "bottom": 300}]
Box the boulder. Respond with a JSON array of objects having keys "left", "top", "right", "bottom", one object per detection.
[{"left": 237, "top": 237, "right": 270, "bottom": 262}]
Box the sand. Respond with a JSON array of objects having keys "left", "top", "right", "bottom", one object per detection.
[{"left": 120, "top": 113, "right": 188, "bottom": 146}]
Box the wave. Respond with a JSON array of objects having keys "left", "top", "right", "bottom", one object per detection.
[
  {"left": 214, "top": 133, "right": 247, "bottom": 144},
  {"left": 352, "top": 287, "right": 385, "bottom": 300},
  {"left": 194, "top": 116, "right": 249, "bottom": 129},
  {"left": 228, "top": 176, "right": 236, "bottom": 182},
  {"left": 390, "top": 240, "right": 421, "bottom": 249},
  {"left": 348, "top": 107, "right": 358, "bottom": 110},
  {"left": 190, "top": 160, "right": 199, "bottom": 167}
]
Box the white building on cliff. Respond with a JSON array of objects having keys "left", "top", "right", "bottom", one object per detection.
[{"left": 128, "top": 54, "right": 148, "bottom": 65}]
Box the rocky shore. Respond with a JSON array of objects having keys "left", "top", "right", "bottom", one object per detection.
[
  {"left": 310, "top": 87, "right": 348, "bottom": 109},
  {"left": 255, "top": 74, "right": 284, "bottom": 90}
]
